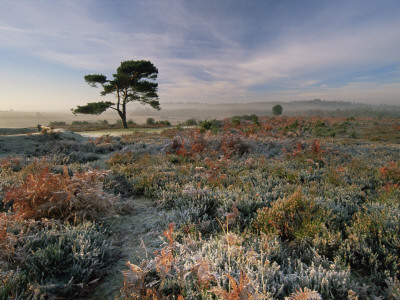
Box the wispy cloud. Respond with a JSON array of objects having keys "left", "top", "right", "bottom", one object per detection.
[{"left": 0, "top": 25, "right": 26, "bottom": 33}]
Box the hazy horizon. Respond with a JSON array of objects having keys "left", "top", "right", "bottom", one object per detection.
[
  {"left": 1, "top": 98, "right": 400, "bottom": 114},
  {"left": 1, "top": 0, "right": 399, "bottom": 112},
  {"left": 2, "top": 99, "right": 400, "bottom": 128}
]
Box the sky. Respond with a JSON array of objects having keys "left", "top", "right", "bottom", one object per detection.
[{"left": 0, "top": 0, "right": 399, "bottom": 112}]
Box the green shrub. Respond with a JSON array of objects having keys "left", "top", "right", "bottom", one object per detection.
[
  {"left": 184, "top": 118, "right": 198, "bottom": 126},
  {"left": 199, "top": 119, "right": 222, "bottom": 133},
  {"left": 231, "top": 117, "right": 241, "bottom": 127}
]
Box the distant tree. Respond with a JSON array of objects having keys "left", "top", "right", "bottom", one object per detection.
[
  {"left": 146, "top": 117, "right": 155, "bottom": 125},
  {"left": 71, "top": 60, "right": 160, "bottom": 128},
  {"left": 272, "top": 104, "right": 283, "bottom": 116}
]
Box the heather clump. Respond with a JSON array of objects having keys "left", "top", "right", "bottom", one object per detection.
[
  {"left": 254, "top": 190, "right": 326, "bottom": 243},
  {"left": 122, "top": 224, "right": 355, "bottom": 299},
  {"left": 0, "top": 220, "right": 113, "bottom": 299},
  {"left": 339, "top": 205, "right": 400, "bottom": 289},
  {"left": 379, "top": 161, "right": 400, "bottom": 183},
  {"left": 165, "top": 130, "right": 252, "bottom": 159}
]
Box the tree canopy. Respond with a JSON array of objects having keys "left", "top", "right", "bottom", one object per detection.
[
  {"left": 272, "top": 104, "right": 283, "bottom": 116},
  {"left": 72, "top": 60, "right": 159, "bottom": 128}
]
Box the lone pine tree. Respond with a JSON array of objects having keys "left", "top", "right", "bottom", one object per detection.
[{"left": 72, "top": 60, "right": 160, "bottom": 128}]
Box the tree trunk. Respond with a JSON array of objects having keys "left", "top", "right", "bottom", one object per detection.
[
  {"left": 121, "top": 115, "right": 128, "bottom": 128},
  {"left": 122, "top": 101, "right": 128, "bottom": 128},
  {"left": 117, "top": 109, "right": 128, "bottom": 128}
]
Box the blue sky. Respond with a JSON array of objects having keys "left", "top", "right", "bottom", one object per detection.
[{"left": 0, "top": 0, "right": 399, "bottom": 111}]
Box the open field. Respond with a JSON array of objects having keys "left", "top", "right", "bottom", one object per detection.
[
  {"left": 78, "top": 127, "right": 171, "bottom": 137},
  {"left": 1, "top": 115, "right": 400, "bottom": 299}
]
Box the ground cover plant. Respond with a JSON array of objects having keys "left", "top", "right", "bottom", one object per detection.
[{"left": 1, "top": 115, "right": 400, "bottom": 299}]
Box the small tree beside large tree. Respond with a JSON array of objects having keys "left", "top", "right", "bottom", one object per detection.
[{"left": 72, "top": 60, "right": 160, "bottom": 128}]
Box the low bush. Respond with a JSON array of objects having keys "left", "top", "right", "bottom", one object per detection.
[
  {"left": 339, "top": 206, "right": 400, "bottom": 289},
  {"left": 185, "top": 118, "right": 198, "bottom": 126},
  {"left": 199, "top": 119, "right": 222, "bottom": 133},
  {"left": 1, "top": 220, "right": 113, "bottom": 299},
  {"left": 254, "top": 189, "right": 325, "bottom": 243}
]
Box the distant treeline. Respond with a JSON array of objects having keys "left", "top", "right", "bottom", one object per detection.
[
  {"left": 132, "top": 99, "right": 400, "bottom": 119},
  {"left": 49, "top": 118, "right": 172, "bottom": 130},
  {"left": 301, "top": 108, "right": 400, "bottom": 118}
]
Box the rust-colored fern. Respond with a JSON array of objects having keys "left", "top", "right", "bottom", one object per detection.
[
  {"left": 3, "top": 166, "right": 116, "bottom": 221},
  {"left": 286, "top": 287, "right": 322, "bottom": 300},
  {"left": 211, "top": 270, "right": 252, "bottom": 300},
  {"left": 163, "top": 223, "right": 175, "bottom": 247},
  {"left": 310, "top": 140, "right": 323, "bottom": 155}
]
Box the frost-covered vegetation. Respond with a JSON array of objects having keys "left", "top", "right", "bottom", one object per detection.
[{"left": 1, "top": 116, "right": 400, "bottom": 299}]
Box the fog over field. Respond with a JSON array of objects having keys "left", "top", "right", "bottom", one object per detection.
[{"left": 1, "top": 99, "right": 400, "bottom": 128}]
